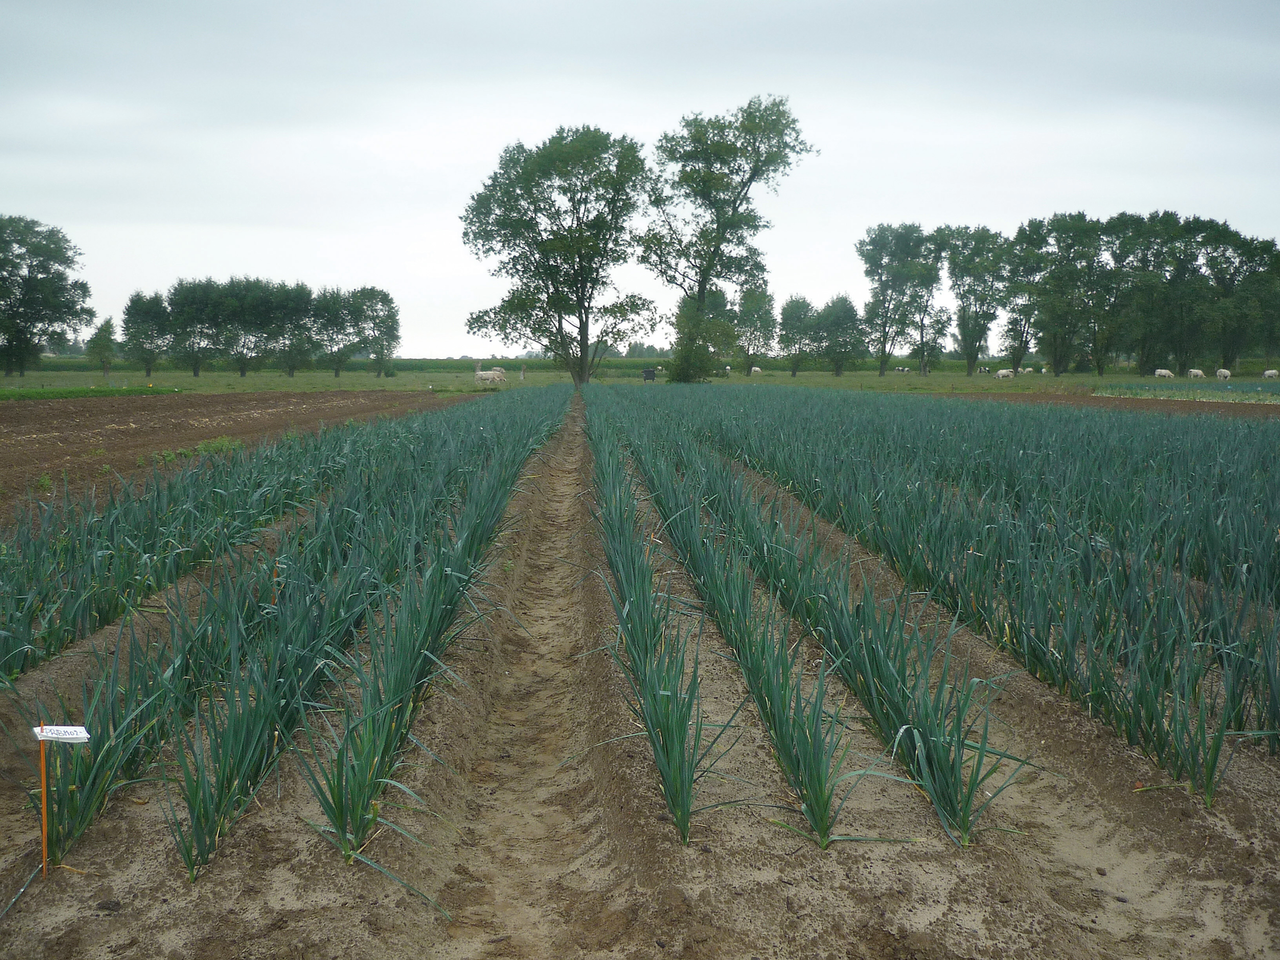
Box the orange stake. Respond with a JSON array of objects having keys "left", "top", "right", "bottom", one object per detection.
[{"left": 39, "top": 721, "right": 47, "bottom": 878}]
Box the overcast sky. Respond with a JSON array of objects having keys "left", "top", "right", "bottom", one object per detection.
[{"left": 4, "top": 1, "right": 1278, "bottom": 357}]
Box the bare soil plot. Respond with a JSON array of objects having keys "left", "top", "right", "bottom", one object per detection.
[
  {"left": 0, "top": 401, "right": 1277, "bottom": 959},
  {"left": 0, "top": 391, "right": 463, "bottom": 521}
]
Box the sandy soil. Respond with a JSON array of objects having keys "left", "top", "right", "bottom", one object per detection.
[{"left": 0, "top": 393, "right": 1277, "bottom": 959}]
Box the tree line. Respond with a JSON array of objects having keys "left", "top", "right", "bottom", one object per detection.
[
  {"left": 1, "top": 214, "right": 400, "bottom": 378},
  {"left": 118, "top": 278, "right": 400, "bottom": 377},
  {"left": 463, "top": 101, "right": 1280, "bottom": 381},
  {"left": 852, "top": 214, "right": 1280, "bottom": 377}
]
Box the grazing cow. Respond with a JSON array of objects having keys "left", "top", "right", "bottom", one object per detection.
[
  {"left": 1217, "top": 369, "right": 1231, "bottom": 380},
  {"left": 1155, "top": 369, "right": 1175, "bottom": 378},
  {"left": 1264, "top": 369, "right": 1278, "bottom": 379},
  {"left": 1187, "top": 368, "right": 1205, "bottom": 378},
  {"left": 751, "top": 366, "right": 762, "bottom": 375},
  {"left": 656, "top": 365, "right": 663, "bottom": 372},
  {"left": 642, "top": 368, "right": 656, "bottom": 383},
  {"left": 995, "top": 368, "right": 1014, "bottom": 379}
]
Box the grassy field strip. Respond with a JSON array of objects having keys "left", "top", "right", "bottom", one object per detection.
[
  {"left": 15, "top": 388, "right": 571, "bottom": 876},
  {"left": 627, "top": 384, "right": 1280, "bottom": 805}
]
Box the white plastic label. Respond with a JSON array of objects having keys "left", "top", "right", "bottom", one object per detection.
[{"left": 32, "top": 726, "right": 91, "bottom": 743}]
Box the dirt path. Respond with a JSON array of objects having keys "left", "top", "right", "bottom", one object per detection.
[{"left": 429, "top": 402, "right": 620, "bottom": 955}]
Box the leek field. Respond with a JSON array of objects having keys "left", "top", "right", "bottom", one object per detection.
[{"left": 2, "top": 383, "right": 1278, "bottom": 960}]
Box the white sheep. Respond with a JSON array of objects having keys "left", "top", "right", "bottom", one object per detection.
[
  {"left": 1155, "top": 368, "right": 1174, "bottom": 378},
  {"left": 1187, "top": 368, "right": 1205, "bottom": 378},
  {"left": 1264, "top": 369, "right": 1278, "bottom": 379},
  {"left": 474, "top": 361, "right": 502, "bottom": 384},
  {"left": 1217, "top": 368, "right": 1231, "bottom": 380},
  {"left": 995, "top": 368, "right": 1014, "bottom": 379}
]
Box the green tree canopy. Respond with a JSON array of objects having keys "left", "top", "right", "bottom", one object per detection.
[
  {"left": 463, "top": 125, "right": 653, "bottom": 387},
  {"left": 312, "top": 287, "right": 364, "bottom": 377},
  {"left": 735, "top": 286, "right": 776, "bottom": 373},
  {"left": 166, "top": 278, "right": 226, "bottom": 377},
  {"left": 122, "top": 291, "right": 171, "bottom": 378},
  {"left": 856, "top": 223, "right": 941, "bottom": 376},
  {"left": 777, "top": 294, "right": 819, "bottom": 377},
  {"left": 814, "top": 295, "right": 864, "bottom": 375},
  {"left": 0, "top": 216, "right": 94, "bottom": 376},
  {"left": 940, "top": 225, "right": 1009, "bottom": 375},
  {"left": 84, "top": 317, "right": 116, "bottom": 376},
  {"left": 641, "top": 96, "right": 811, "bottom": 382}
]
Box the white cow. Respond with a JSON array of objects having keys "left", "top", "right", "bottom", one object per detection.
[
  {"left": 1264, "top": 369, "right": 1278, "bottom": 379},
  {"left": 1217, "top": 369, "right": 1231, "bottom": 380},
  {"left": 1187, "top": 368, "right": 1205, "bottom": 378},
  {"left": 750, "top": 366, "right": 762, "bottom": 375},
  {"left": 995, "top": 368, "right": 1015, "bottom": 379},
  {"left": 1155, "top": 369, "right": 1175, "bottom": 379}
]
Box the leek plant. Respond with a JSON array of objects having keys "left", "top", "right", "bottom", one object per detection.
[
  {"left": 607, "top": 383, "right": 1280, "bottom": 805},
  {"left": 13, "top": 631, "right": 168, "bottom": 865},
  {"left": 586, "top": 407, "right": 712, "bottom": 843}
]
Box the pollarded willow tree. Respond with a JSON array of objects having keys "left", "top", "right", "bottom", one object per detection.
[
  {"left": 640, "top": 96, "right": 811, "bottom": 382},
  {"left": 463, "top": 126, "right": 653, "bottom": 387}
]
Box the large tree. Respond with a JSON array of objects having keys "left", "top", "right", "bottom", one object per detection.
[
  {"left": 270, "top": 281, "right": 315, "bottom": 377},
  {"left": 349, "top": 286, "right": 400, "bottom": 376},
  {"left": 121, "top": 291, "right": 171, "bottom": 377},
  {"left": 640, "top": 96, "right": 811, "bottom": 381},
  {"left": 814, "top": 295, "right": 863, "bottom": 375},
  {"left": 1001, "top": 219, "right": 1049, "bottom": 374},
  {"left": 777, "top": 294, "right": 819, "bottom": 377},
  {"left": 0, "top": 216, "right": 94, "bottom": 376},
  {"left": 84, "top": 317, "right": 116, "bottom": 376},
  {"left": 735, "top": 286, "right": 776, "bottom": 374},
  {"left": 167, "top": 278, "right": 226, "bottom": 376},
  {"left": 856, "top": 223, "right": 940, "bottom": 375},
  {"left": 1200, "top": 221, "right": 1277, "bottom": 370},
  {"left": 312, "top": 287, "right": 365, "bottom": 377},
  {"left": 940, "top": 225, "right": 1008, "bottom": 375},
  {"left": 463, "top": 125, "right": 652, "bottom": 387}
]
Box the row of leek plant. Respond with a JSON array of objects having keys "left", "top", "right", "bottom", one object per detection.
[
  {"left": 295, "top": 396, "right": 555, "bottom": 872},
  {"left": 16, "top": 387, "right": 571, "bottom": 874},
  {"left": 585, "top": 390, "right": 857, "bottom": 848},
  {"left": 619, "top": 385, "right": 1278, "bottom": 805},
  {"left": 0, "top": 410, "right": 444, "bottom": 678},
  {"left": 583, "top": 402, "right": 713, "bottom": 845},
  {"left": 591, "top": 388, "right": 1020, "bottom": 846}
]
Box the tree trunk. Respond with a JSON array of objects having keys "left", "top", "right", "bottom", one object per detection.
[
  {"left": 287, "top": 368, "right": 295, "bottom": 378},
  {"left": 193, "top": 361, "right": 200, "bottom": 377},
  {"left": 334, "top": 367, "right": 340, "bottom": 377},
  {"left": 145, "top": 362, "right": 153, "bottom": 377}
]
